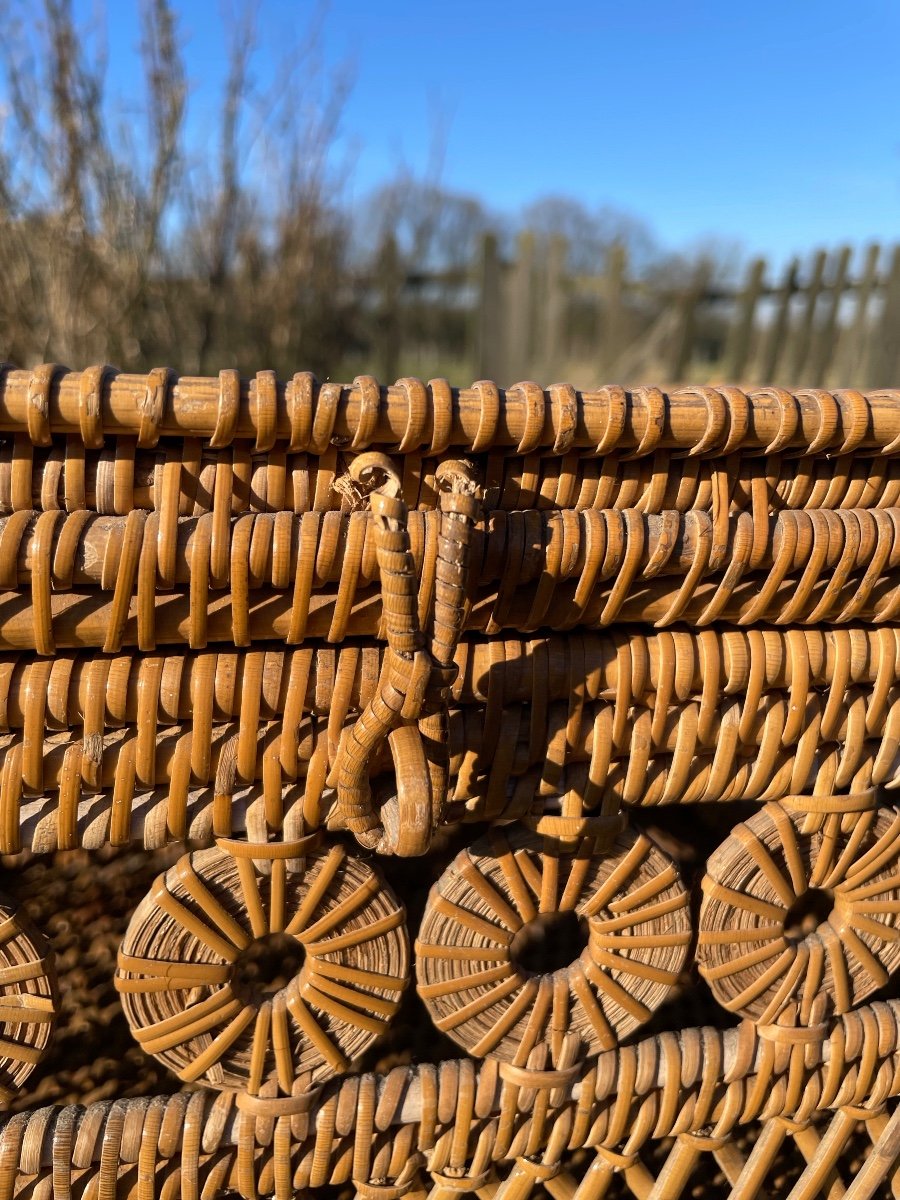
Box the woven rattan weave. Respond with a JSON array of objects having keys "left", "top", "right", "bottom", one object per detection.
[{"left": 1, "top": 368, "right": 900, "bottom": 1197}]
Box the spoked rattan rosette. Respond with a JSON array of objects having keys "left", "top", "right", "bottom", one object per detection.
[
  {"left": 415, "top": 824, "right": 691, "bottom": 1062},
  {"left": 0, "top": 895, "right": 56, "bottom": 1097},
  {"left": 697, "top": 796, "right": 900, "bottom": 1025},
  {"left": 114, "top": 840, "right": 409, "bottom": 1090}
]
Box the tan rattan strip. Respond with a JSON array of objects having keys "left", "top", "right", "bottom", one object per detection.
[
  {"left": 0, "top": 370, "right": 896, "bottom": 455},
  {"left": 7, "top": 436, "right": 900, "bottom": 519},
  {"left": 1, "top": 505, "right": 898, "bottom": 596},
  {"left": 0, "top": 627, "right": 893, "bottom": 733},
  {"left": 2, "top": 569, "right": 900, "bottom": 651},
  {"left": 0, "top": 704, "right": 896, "bottom": 853}
]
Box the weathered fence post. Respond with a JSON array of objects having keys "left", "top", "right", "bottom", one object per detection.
[
  {"left": 724, "top": 257, "right": 766, "bottom": 381},
  {"left": 600, "top": 242, "right": 627, "bottom": 376},
  {"left": 475, "top": 232, "right": 504, "bottom": 381},
  {"left": 809, "top": 245, "right": 851, "bottom": 386},
  {"left": 506, "top": 231, "right": 535, "bottom": 381},
  {"left": 867, "top": 245, "right": 900, "bottom": 386},
  {"left": 670, "top": 260, "right": 710, "bottom": 383},
  {"left": 840, "top": 243, "right": 881, "bottom": 384},
  {"left": 758, "top": 257, "right": 799, "bottom": 382},
  {"left": 542, "top": 234, "right": 568, "bottom": 380},
  {"left": 788, "top": 249, "right": 827, "bottom": 382}
]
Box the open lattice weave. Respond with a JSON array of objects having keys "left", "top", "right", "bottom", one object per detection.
[{"left": 1, "top": 368, "right": 900, "bottom": 1197}]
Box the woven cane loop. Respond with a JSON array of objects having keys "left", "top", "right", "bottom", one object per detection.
[
  {"left": 402, "top": 459, "right": 485, "bottom": 853},
  {"left": 330, "top": 453, "right": 440, "bottom": 853}
]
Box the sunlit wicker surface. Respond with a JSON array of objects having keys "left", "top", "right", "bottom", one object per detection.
[{"left": 0, "top": 369, "right": 898, "bottom": 1197}]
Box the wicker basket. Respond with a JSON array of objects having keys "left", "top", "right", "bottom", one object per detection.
[{"left": 0, "top": 366, "right": 899, "bottom": 1197}]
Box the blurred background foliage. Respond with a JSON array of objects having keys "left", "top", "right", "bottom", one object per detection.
[{"left": 0, "top": 0, "right": 896, "bottom": 387}]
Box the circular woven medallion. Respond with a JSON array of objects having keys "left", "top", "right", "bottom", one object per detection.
[
  {"left": 115, "top": 843, "right": 409, "bottom": 1090},
  {"left": 0, "top": 895, "right": 56, "bottom": 1094},
  {"left": 697, "top": 801, "right": 900, "bottom": 1024},
  {"left": 415, "top": 825, "right": 691, "bottom": 1063}
]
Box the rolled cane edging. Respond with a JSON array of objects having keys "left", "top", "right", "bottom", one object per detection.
[
  {"left": 415, "top": 825, "right": 691, "bottom": 1063},
  {"left": 114, "top": 842, "right": 410, "bottom": 1090},
  {"left": 697, "top": 798, "right": 900, "bottom": 1025},
  {"left": 0, "top": 896, "right": 57, "bottom": 1098}
]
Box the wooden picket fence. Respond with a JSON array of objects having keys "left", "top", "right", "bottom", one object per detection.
[{"left": 372, "top": 237, "right": 900, "bottom": 389}]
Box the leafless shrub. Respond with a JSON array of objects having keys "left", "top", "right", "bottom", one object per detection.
[{"left": 0, "top": 0, "right": 357, "bottom": 374}]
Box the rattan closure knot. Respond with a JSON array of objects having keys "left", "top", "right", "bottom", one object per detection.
[
  {"left": 330, "top": 453, "right": 482, "bottom": 855},
  {"left": 755, "top": 1022, "right": 829, "bottom": 1043},
  {"left": 354, "top": 1154, "right": 426, "bottom": 1200},
  {"left": 233, "top": 1088, "right": 321, "bottom": 1117},
  {"left": 215, "top": 834, "right": 325, "bottom": 861},
  {"left": 595, "top": 1147, "right": 642, "bottom": 1172},
  {"left": 515, "top": 1155, "right": 563, "bottom": 1182},
  {"left": 523, "top": 811, "right": 625, "bottom": 852}
]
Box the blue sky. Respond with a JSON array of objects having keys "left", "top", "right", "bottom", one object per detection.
[{"left": 85, "top": 1, "right": 900, "bottom": 263}]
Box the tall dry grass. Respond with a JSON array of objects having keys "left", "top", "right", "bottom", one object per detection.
[{"left": 0, "top": 0, "right": 359, "bottom": 376}]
